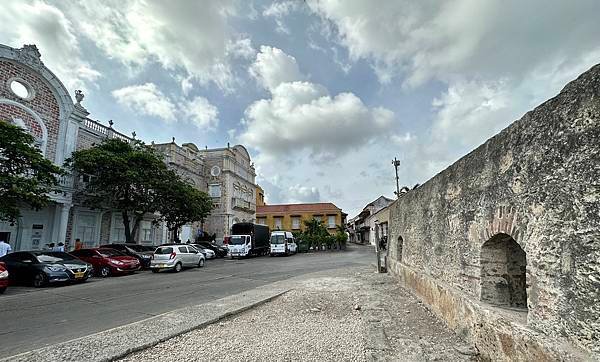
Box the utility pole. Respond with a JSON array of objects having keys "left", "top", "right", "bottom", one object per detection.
[{"left": 393, "top": 158, "right": 401, "bottom": 198}]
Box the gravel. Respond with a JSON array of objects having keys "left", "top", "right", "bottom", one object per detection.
[{"left": 119, "top": 267, "right": 476, "bottom": 361}]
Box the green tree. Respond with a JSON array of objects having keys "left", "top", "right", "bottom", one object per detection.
[
  {"left": 0, "top": 120, "right": 63, "bottom": 223},
  {"left": 160, "top": 176, "right": 213, "bottom": 242},
  {"left": 302, "top": 218, "right": 330, "bottom": 251},
  {"left": 67, "top": 138, "right": 172, "bottom": 243}
]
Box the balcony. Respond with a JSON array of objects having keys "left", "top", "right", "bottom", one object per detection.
[{"left": 232, "top": 197, "right": 254, "bottom": 212}]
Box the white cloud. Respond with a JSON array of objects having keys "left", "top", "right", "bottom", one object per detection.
[
  {"left": 288, "top": 184, "right": 321, "bottom": 203},
  {"left": 249, "top": 46, "right": 304, "bottom": 90},
  {"left": 307, "top": 0, "right": 600, "bottom": 86},
  {"left": 227, "top": 37, "right": 256, "bottom": 59},
  {"left": 0, "top": 1, "right": 101, "bottom": 93},
  {"left": 112, "top": 83, "right": 177, "bottom": 122},
  {"left": 263, "top": 1, "right": 302, "bottom": 34},
  {"left": 57, "top": 0, "right": 243, "bottom": 91},
  {"left": 184, "top": 96, "right": 219, "bottom": 129}
]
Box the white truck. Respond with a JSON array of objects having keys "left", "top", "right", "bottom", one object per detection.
[
  {"left": 269, "top": 231, "right": 297, "bottom": 256},
  {"left": 228, "top": 223, "right": 270, "bottom": 258}
]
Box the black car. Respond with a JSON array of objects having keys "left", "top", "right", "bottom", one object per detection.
[
  {"left": 194, "top": 241, "right": 228, "bottom": 258},
  {"left": 99, "top": 243, "right": 153, "bottom": 268},
  {"left": 0, "top": 251, "right": 92, "bottom": 287}
]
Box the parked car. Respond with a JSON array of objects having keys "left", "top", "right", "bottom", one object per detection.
[
  {"left": 125, "top": 244, "right": 156, "bottom": 253},
  {"left": 99, "top": 243, "right": 153, "bottom": 268},
  {"left": 194, "top": 241, "right": 228, "bottom": 258},
  {"left": 70, "top": 248, "right": 140, "bottom": 277},
  {"left": 190, "top": 244, "right": 216, "bottom": 259},
  {"left": 0, "top": 262, "right": 9, "bottom": 294},
  {"left": 150, "top": 244, "right": 205, "bottom": 273},
  {"left": 0, "top": 251, "right": 92, "bottom": 287}
]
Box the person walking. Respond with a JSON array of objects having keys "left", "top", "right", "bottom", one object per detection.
[
  {"left": 0, "top": 239, "right": 12, "bottom": 257},
  {"left": 74, "top": 238, "right": 83, "bottom": 250},
  {"left": 56, "top": 242, "right": 65, "bottom": 252}
]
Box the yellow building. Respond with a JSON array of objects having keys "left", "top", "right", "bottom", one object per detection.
[
  {"left": 256, "top": 184, "right": 265, "bottom": 207},
  {"left": 256, "top": 203, "right": 347, "bottom": 234}
]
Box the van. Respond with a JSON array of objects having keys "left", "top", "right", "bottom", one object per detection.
[{"left": 269, "top": 231, "right": 297, "bottom": 256}]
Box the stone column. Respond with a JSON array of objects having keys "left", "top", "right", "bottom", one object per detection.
[{"left": 51, "top": 203, "right": 71, "bottom": 245}]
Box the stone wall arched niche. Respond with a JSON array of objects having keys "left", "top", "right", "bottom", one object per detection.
[{"left": 0, "top": 44, "right": 75, "bottom": 165}]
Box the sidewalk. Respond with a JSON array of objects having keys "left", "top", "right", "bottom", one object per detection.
[{"left": 120, "top": 266, "right": 476, "bottom": 361}]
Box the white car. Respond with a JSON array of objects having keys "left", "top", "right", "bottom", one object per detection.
[
  {"left": 270, "top": 231, "right": 297, "bottom": 256},
  {"left": 195, "top": 246, "right": 216, "bottom": 259},
  {"left": 150, "top": 244, "right": 205, "bottom": 272}
]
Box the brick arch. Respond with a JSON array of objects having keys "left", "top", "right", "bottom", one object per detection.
[{"left": 0, "top": 99, "right": 48, "bottom": 156}]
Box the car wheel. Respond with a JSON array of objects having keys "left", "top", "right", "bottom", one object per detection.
[
  {"left": 174, "top": 262, "right": 182, "bottom": 273},
  {"left": 100, "top": 266, "right": 111, "bottom": 278},
  {"left": 33, "top": 272, "right": 47, "bottom": 288},
  {"left": 197, "top": 259, "right": 205, "bottom": 268},
  {"left": 0, "top": 287, "right": 6, "bottom": 294},
  {"left": 151, "top": 269, "right": 160, "bottom": 273}
]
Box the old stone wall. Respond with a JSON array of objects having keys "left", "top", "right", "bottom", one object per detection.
[{"left": 388, "top": 64, "right": 600, "bottom": 359}]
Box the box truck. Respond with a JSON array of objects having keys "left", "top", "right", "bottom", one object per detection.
[{"left": 228, "top": 223, "right": 270, "bottom": 258}]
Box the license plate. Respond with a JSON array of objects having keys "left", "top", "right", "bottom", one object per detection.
[{"left": 74, "top": 272, "right": 84, "bottom": 279}]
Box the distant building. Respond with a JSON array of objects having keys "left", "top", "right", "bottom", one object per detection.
[
  {"left": 200, "top": 144, "right": 256, "bottom": 243},
  {"left": 256, "top": 184, "right": 265, "bottom": 207},
  {"left": 256, "top": 203, "right": 346, "bottom": 234},
  {"left": 347, "top": 196, "right": 394, "bottom": 245}
]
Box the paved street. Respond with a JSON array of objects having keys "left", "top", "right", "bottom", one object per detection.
[{"left": 0, "top": 245, "right": 373, "bottom": 359}]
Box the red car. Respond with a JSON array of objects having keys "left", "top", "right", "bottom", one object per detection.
[
  {"left": 71, "top": 248, "right": 140, "bottom": 277},
  {"left": 0, "top": 262, "right": 9, "bottom": 294}
]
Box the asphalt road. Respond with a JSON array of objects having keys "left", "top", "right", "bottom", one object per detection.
[{"left": 0, "top": 244, "right": 373, "bottom": 359}]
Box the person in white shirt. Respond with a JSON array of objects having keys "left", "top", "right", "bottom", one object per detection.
[{"left": 0, "top": 240, "right": 12, "bottom": 257}]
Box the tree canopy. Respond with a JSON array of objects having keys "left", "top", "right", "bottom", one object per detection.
[
  {"left": 159, "top": 175, "right": 213, "bottom": 241},
  {"left": 68, "top": 138, "right": 213, "bottom": 243},
  {"left": 0, "top": 120, "right": 63, "bottom": 223}
]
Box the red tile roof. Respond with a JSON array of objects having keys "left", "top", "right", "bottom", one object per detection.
[{"left": 257, "top": 202, "right": 342, "bottom": 214}]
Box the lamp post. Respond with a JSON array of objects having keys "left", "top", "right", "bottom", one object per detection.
[{"left": 393, "top": 158, "right": 401, "bottom": 198}]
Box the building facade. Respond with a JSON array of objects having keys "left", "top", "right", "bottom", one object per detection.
[
  {"left": 0, "top": 43, "right": 257, "bottom": 250},
  {"left": 151, "top": 141, "right": 207, "bottom": 242},
  {"left": 200, "top": 145, "right": 256, "bottom": 243},
  {"left": 256, "top": 203, "right": 346, "bottom": 234},
  {"left": 347, "top": 196, "right": 394, "bottom": 245}
]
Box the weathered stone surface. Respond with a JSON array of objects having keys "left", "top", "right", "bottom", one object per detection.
[{"left": 388, "top": 63, "right": 600, "bottom": 360}]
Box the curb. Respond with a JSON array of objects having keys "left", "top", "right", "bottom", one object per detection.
[{"left": 3, "top": 286, "right": 289, "bottom": 362}]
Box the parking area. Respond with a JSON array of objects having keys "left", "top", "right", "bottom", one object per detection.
[{"left": 0, "top": 245, "right": 372, "bottom": 359}]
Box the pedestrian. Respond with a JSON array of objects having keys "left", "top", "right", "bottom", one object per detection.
[
  {"left": 74, "top": 238, "right": 83, "bottom": 250},
  {"left": 56, "top": 242, "right": 65, "bottom": 252},
  {"left": 0, "top": 239, "right": 12, "bottom": 257},
  {"left": 48, "top": 242, "right": 56, "bottom": 251}
]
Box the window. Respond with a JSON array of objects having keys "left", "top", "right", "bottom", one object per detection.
[
  {"left": 178, "top": 246, "right": 188, "bottom": 253},
  {"left": 208, "top": 184, "right": 221, "bottom": 198},
  {"left": 292, "top": 217, "right": 301, "bottom": 230},
  {"left": 140, "top": 221, "right": 153, "bottom": 243},
  {"left": 76, "top": 214, "right": 97, "bottom": 247},
  {"left": 327, "top": 215, "right": 336, "bottom": 228},
  {"left": 257, "top": 218, "right": 266, "bottom": 225},
  {"left": 313, "top": 215, "right": 322, "bottom": 222},
  {"left": 274, "top": 217, "right": 283, "bottom": 229}
]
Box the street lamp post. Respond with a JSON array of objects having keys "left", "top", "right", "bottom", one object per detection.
[{"left": 393, "top": 158, "right": 401, "bottom": 198}]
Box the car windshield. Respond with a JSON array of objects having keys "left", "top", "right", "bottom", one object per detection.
[
  {"left": 125, "top": 245, "right": 146, "bottom": 252},
  {"left": 270, "top": 235, "right": 285, "bottom": 244},
  {"left": 230, "top": 236, "right": 246, "bottom": 245},
  {"left": 155, "top": 247, "right": 173, "bottom": 255},
  {"left": 35, "top": 252, "right": 76, "bottom": 263},
  {"left": 97, "top": 249, "right": 125, "bottom": 257}
]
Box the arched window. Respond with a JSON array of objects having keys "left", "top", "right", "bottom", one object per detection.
[
  {"left": 480, "top": 233, "right": 527, "bottom": 310},
  {"left": 398, "top": 236, "right": 404, "bottom": 262}
]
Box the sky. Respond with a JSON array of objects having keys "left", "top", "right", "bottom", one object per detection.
[{"left": 2, "top": 0, "right": 600, "bottom": 217}]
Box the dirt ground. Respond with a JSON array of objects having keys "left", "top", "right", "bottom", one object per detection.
[{"left": 120, "top": 266, "right": 478, "bottom": 361}]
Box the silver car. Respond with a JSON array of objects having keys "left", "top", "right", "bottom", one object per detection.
[{"left": 150, "top": 245, "right": 205, "bottom": 273}]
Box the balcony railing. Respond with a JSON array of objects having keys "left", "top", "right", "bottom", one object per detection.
[
  {"left": 232, "top": 197, "right": 254, "bottom": 212},
  {"left": 82, "top": 119, "right": 132, "bottom": 142}
]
